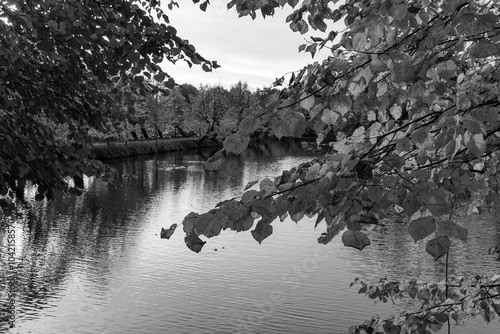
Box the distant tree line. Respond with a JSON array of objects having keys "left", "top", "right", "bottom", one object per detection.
[{"left": 88, "top": 81, "right": 280, "bottom": 143}]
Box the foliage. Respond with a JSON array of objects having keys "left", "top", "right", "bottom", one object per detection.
[
  {"left": 348, "top": 274, "right": 500, "bottom": 333},
  {"left": 0, "top": 0, "right": 219, "bottom": 213},
  {"left": 167, "top": 0, "right": 500, "bottom": 331},
  {"left": 184, "top": 82, "right": 261, "bottom": 141},
  {"left": 89, "top": 81, "right": 260, "bottom": 142}
]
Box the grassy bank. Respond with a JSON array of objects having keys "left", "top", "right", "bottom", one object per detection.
[{"left": 91, "top": 137, "right": 222, "bottom": 160}]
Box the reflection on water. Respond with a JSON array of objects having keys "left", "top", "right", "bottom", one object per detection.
[{"left": 1, "top": 140, "right": 500, "bottom": 334}]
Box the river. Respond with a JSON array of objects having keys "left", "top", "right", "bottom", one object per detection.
[{"left": 1, "top": 140, "right": 500, "bottom": 334}]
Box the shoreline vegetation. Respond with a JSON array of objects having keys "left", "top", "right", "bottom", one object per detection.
[{"left": 90, "top": 137, "right": 223, "bottom": 160}]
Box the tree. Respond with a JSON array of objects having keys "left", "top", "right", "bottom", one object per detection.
[
  {"left": 165, "top": 0, "right": 500, "bottom": 332},
  {"left": 134, "top": 80, "right": 172, "bottom": 138},
  {"left": 228, "top": 81, "right": 258, "bottom": 123},
  {"left": 164, "top": 86, "right": 193, "bottom": 137},
  {"left": 186, "top": 84, "right": 234, "bottom": 141},
  {"left": 0, "top": 0, "right": 219, "bottom": 213}
]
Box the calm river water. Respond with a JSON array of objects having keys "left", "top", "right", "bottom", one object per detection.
[{"left": 1, "top": 140, "right": 500, "bottom": 334}]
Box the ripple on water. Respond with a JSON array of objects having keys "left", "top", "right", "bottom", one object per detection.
[{"left": 2, "top": 143, "right": 500, "bottom": 334}]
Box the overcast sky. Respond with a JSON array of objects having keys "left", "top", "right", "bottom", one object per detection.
[{"left": 161, "top": 2, "right": 331, "bottom": 90}]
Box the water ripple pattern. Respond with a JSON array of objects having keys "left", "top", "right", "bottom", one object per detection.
[{"left": 1, "top": 141, "right": 499, "bottom": 334}]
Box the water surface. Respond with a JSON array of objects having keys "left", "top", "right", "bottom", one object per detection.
[{"left": 1, "top": 140, "right": 500, "bottom": 334}]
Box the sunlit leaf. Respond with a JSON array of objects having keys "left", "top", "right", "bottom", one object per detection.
[
  {"left": 464, "top": 131, "right": 486, "bottom": 159},
  {"left": 321, "top": 108, "right": 339, "bottom": 125},
  {"left": 300, "top": 94, "right": 315, "bottom": 111},
  {"left": 329, "top": 95, "right": 351, "bottom": 116},
  {"left": 352, "top": 32, "right": 367, "bottom": 50},
  {"left": 389, "top": 105, "right": 402, "bottom": 120}
]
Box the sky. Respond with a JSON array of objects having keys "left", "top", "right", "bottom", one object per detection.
[{"left": 161, "top": 2, "right": 331, "bottom": 90}]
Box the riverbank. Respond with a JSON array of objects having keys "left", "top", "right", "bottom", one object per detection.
[{"left": 91, "top": 137, "right": 222, "bottom": 160}]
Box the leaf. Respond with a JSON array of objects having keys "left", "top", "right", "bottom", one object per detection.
[
  {"left": 470, "top": 41, "right": 500, "bottom": 58},
  {"left": 182, "top": 212, "right": 199, "bottom": 234},
  {"left": 352, "top": 32, "right": 367, "bottom": 50},
  {"left": 492, "top": 303, "right": 500, "bottom": 317},
  {"left": 259, "top": 177, "right": 277, "bottom": 194},
  {"left": 329, "top": 95, "right": 352, "bottom": 116},
  {"left": 160, "top": 224, "right": 177, "bottom": 239},
  {"left": 291, "top": 211, "right": 304, "bottom": 223},
  {"left": 457, "top": 96, "right": 471, "bottom": 111},
  {"left": 251, "top": 220, "right": 273, "bottom": 244},
  {"left": 423, "top": 188, "right": 453, "bottom": 216},
  {"left": 391, "top": 3, "right": 408, "bottom": 21},
  {"left": 239, "top": 116, "right": 262, "bottom": 135},
  {"left": 221, "top": 200, "right": 249, "bottom": 221},
  {"left": 300, "top": 94, "right": 315, "bottom": 111},
  {"left": 242, "top": 190, "right": 260, "bottom": 206},
  {"left": 244, "top": 180, "right": 259, "bottom": 190},
  {"left": 389, "top": 105, "right": 402, "bottom": 120},
  {"left": 350, "top": 212, "right": 378, "bottom": 225},
  {"left": 408, "top": 284, "right": 418, "bottom": 299},
  {"left": 426, "top": 236, "right": 450, "bottom": 261},
  {"left": 231, "top": 214, "right": 254, "bottom": 232},
  {"left": 224, "top": 132, "right": 250, "bottom": 155},
  {"left": 342, "top": 230, "right": 371, "bottom": 250},
  {"left": 153, "top": 72, "right": 165, "bottom": 82},
  {"left": 184, "top": 231, "right": 206, "bottom": 253},
  {"left": 435, "top": 60, "right": 457, "bottom": 80},
  {"left": 321, "top": 108, "right": 339, "bottom": 125},
  {"left": 289, "top": 112, "right": 307, "bottom": 137},
  {"left": 270, "top": 112, "right": 307, "bottom": 139},
  {"left": 401, "top": 191, "right": 421, "bottom": 217},
  {"left": 367, "top": 122, "right": 382, "bottom": 144},
  {"left": 437, "top": 220, "right": 468, "bottom": 242},
  {"left": 408, "top": 216, "right": 436, "bottom": 242},
  {"left": 204, "top": 213, "right": 227, "bottom": 238},
  {"left": 373, "top": 23, "right": 385, "bottom": 39},
  {"left": 204, "top": 149, "right": 226, "bottom": 171},
  {"left": 318, "top": 214, "right": 346, "bottom": 245},
  {"left": 193, "top": 213, "right": 215, "bottom": 235},
  {"left": 411, "top": 129, "right": 434, "bottom": 150},
  {"left": 464, "top": 131, "right": 486, "bottom": 159}
]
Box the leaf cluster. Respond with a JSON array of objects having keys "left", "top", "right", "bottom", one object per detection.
[{"left": 349, "top": 274, "right": 500, "bottom": 333}]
